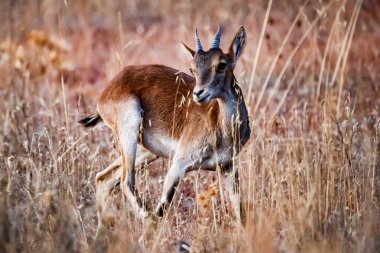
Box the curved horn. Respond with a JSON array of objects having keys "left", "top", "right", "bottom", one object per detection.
[
  {"left": 195, "top": 29, "right": 203, "bottom": 52},
  {"left": 211, "top": 25, "right": 222, "bottom": 48}
]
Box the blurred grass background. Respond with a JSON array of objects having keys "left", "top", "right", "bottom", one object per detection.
[{"left": 0, "top": 0, "right": 379, "bottom": 252}]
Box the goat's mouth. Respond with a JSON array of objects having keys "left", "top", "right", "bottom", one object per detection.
[{"left": 194, "top": 93, "right": 211, "bottom": 104}]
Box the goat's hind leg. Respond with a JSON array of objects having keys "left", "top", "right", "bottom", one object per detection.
[
  {"left": 117, "top": 99, "right": 153, "bottom": 218},
  {"left": 95, "top": 157, "right": 122, "bottom": 231},
  {"left": 95, "top": 147, "right": 158, "bottom": 234}
]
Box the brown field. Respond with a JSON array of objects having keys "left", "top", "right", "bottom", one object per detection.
[{"left": 0, "top": 0, "right": 379, "bottom": 252}]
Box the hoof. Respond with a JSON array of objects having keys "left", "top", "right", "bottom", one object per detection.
[{"left": 155, "top": 203, "right": 167, "bottom": 217}]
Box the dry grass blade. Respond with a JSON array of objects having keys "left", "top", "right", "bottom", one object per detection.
[
  {"left": 246, "top": 0, "right": 273, "bottom": 106},
  {"left": 336, "top": 0, "right": 362, "bottom": 118},
  {"left": 251, "top": 0, "right": 308, "bottom": 116},
  {"left": 0, "top": 1, "right": 379, "bottom": 253}
]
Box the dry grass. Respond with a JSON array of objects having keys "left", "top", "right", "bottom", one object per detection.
[{"left": 0, "top": 0, "right": 379, "bottom": 252}]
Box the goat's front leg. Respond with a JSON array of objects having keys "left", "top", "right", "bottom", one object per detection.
[
  {"left": 224, "top": 167, "right": 244, "bottom": 225},
  {"left": 155, "top": 158, "right": 187, "bottom": 216}
]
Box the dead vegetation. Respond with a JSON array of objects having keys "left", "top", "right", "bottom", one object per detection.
[{"left": 0, "top": 0, "right": 379, "bottom": 252}]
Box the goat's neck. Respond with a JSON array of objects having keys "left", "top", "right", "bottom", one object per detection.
[{"left": 217, "top": 78, "right": 247, "bottom": 137}]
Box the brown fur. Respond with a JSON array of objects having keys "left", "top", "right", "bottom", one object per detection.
[
  {"left": 81, "top": 26, "right": 250, "bottom": 232},
  {"left": 98, "top": 64, "right": 228, "bottom": 155}
]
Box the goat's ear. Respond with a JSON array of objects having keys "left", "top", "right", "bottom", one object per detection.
[
  {"left": 227, "top": 26, "right": 246, "bottom": 67},
  {"left": 182, "top": 43, "right": 195, "bottom": 60}
]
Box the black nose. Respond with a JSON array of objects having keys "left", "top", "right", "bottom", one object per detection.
[{"left": 193, "top": 89, "right": 204, "bottom": 97}]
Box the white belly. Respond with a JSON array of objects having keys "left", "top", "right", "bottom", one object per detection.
[{"left": 141, "top": 132, "right": 178, "bottom": 158}]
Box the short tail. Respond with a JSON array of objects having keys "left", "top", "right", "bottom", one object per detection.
[{"left": 79, "top": 113, "right": 102, "bottom": 128}]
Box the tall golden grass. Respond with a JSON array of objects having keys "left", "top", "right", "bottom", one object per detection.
[{"left": 0, "top": 0, "right": 379, "bottom": 252}]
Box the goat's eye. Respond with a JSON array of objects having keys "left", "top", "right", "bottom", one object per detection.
[
  {"left": 217, "top": 62, "right": 227, "bottom": 72},
  {"left": 190, "top": 68, "right": 195, "bottom": 75}
]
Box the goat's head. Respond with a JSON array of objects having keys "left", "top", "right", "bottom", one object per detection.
[{"left": 183, "top": 25, "right": 246, "bottom": 105}]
